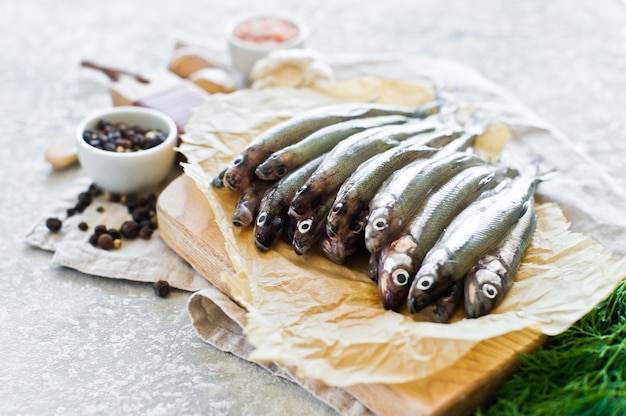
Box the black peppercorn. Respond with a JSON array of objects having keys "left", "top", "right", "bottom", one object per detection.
[
  {"left": 94, "top": 224, "right": 107, "bottom": 236},
  {"left": 107, "top": 228, "right": 121, "bottom": 240},
  {"left": 78, "top": 192, "right": 92, "bottom": 206},
  {"left": 46, "top": 217, "right": 62, "bottom": 232},
  {"left": 78, "top": 222, "right": 89, "bottom": 231},
  {"left": 139, "top": 225, "right": 153, "bottom": 240},
  {"left": 120, "top": 220, "right": 140, "bottom": 239},
  {"left": 152, "top": 280, "right": 170, "bottom": 298},
  {"left": 83, "top": 119, "right": 167, "bottom": 153},
  {"left": 97, "top": 233, "right": 114, "bottom": 250}
]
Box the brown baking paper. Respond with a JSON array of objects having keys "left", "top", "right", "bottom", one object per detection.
[{"left": 180, "top": 77, "right": 626, "bottom": 386}]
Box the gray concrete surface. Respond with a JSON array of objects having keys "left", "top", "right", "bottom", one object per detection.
[{"left": 2, "top": 1, "right": 626, "bottom": 415}]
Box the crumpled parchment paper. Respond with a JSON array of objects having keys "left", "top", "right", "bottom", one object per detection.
[{"left": 180, "top": 71, "right": 626, "bottom": 386}]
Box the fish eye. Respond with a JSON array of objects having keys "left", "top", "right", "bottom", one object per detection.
[
  {"left": 392, "top": 269, "right": 410, "bottom": 286},
  {"left": 482, "top": 283, "right": 498, "bottom": 299},
  {"left": 298, "top": 219, "right": 313, "bottom": 233},
  {"left": 373, "top": 218, "right": 387, "bottom": 231},
  {"left": 416, "top": 276, "right": 434, "bottom": 290},
  {"left": 351, "top": 221, "right": 364, "bottom": 233},
  {"left": 331, "top": 203, "right": 343, "bottom": 214},
  {"left": 276, "top": 166, "right": 287, "bottom": 177},
  {"left": 256, "top": 212, "right": 267, "bottom": 226},
  {"left": 232, "top": 156, "right": 243, "bottom": 166}
]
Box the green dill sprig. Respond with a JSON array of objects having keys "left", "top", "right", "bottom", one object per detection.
[{"left": 477, "top": 280, "right": 626, "bottom": 416}]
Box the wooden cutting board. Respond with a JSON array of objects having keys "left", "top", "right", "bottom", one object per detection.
[{"left": 157, "top": 174, "right": 545, "bottom": 416}]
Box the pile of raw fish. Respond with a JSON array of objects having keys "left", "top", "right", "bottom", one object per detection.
[{"left": 211, "top": 97, "right": 540, "bottom": 322}]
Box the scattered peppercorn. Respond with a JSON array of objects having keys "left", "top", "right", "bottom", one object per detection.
[
  {"left": 97, "top": 233, "right": 114, "bottom": 250},
  {"left": 46, "top": 217, "right": 62, "bottom": 232},
  {"left": 107, "top": 228, "right": 121, "bottom": 240},
  {"left": 83, "top": 119, "right": 166, "bottom": 153},
  {"left": 139, "top": 225, "right": 153, "bottom": 240},
  {"left": 44, "top": 182, "right": 158, "bottom": 250},
  {"left": 152, "top": 280, "right": 170, "bottom": 298},
  {"left": 120, "top": 220, "right": 140, "bottom": 239},
  {"left": 94, "top": 224, "right": 107, "bottom": 236}
]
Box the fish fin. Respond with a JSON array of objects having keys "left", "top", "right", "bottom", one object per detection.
[
  {"left": 518, "top": 199, "right": 530, "bottom": 219},
  {"left": 415, "top": 82, "right": 458, "bottom": 119}
]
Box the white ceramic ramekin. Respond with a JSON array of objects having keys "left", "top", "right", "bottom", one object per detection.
[
  {"left": 225, "top": 14, "right": 309, "bottom": 79},
  {"left": 75, "top": 106, "right": 178, "bottom": 195}
]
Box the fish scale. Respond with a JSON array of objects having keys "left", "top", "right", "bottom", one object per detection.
[
  {"left": 407, "top": 172, "right": 540, "bottom": 313},
  {"left": 220, "top": 102, "right": 439, "bottom": 192},
  {"left": 253, "top": 155, "right": 325, "bottom": 251},
  {"left": 288, "top": 119, "right": 445, "bottom": 219},
  {"left": 365, "top": 151, "right": 488, "bottom": 253},
  {"left": 324, "top": 128, "right": 463, "bottom": 263},
  {"left": 464, "top": 197, "right": 537, "bottom": 318},
  {"left": 375, "top": 164, "right": 509, "bottom": 311},
  {"left": 254, "top": 115, "right": 411, "bottom": 180}
]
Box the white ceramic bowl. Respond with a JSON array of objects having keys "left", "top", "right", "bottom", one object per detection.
[
  {"left": 225, "top": 14, "right": 309, "bottom": 79},
  {"left": 75, "top": 106, "right": 178, "bottom": 195}
]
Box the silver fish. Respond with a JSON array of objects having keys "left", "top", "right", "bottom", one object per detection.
[
  {"left": 407, "top": 171, "right": 541, "bottom": 313},
  {"left": 289, "top": 119, "right": 444, "bottom": 219},
  {"left": 376, "top": 164, "right": 510, "bottom": 311},
  {"left": 365, "top": 151, "right": 487, "bottom": 253},
  {"left": 325, "top": 129, "right": 462, "bottom": 260},
  {"left": 232, "top": 179, "right": 274, "bottom": 227},
  {"left": 464, "top": 197, "right": 537, "bottom": 318},
  {"left": 292, "top": 190, "right": 338, "bottom": 255},
  {"left": 255, "top": 115, "right": 410, "bottom": 180},
  {"left": 221, "top": 102, "right": 438, "bottom": 192},
  {"left": 254, "top": 156, "right": 324, "bottom": 251}
]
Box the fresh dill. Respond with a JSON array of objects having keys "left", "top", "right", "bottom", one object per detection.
[{"left": 477, "top": 280, "right": 626, "bottom": 415}]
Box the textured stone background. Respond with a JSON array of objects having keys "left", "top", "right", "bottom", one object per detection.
[{"left": 2, "top": 1, "right": 625, "bottom": 415}]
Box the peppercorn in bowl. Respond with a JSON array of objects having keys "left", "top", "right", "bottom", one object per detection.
[{"left": 75, "top": 106, "right": 178, "bottom": 195}]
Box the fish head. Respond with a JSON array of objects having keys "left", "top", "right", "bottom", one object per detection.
[
  {"left": 365, "top": 206, "right": 402, "bottom": 253},
  {"left": 232, "top": 204, "right": 254, "bottom": 227},
  {"left": 293, "top": 217, "right": 321, "bottom": 255},
  {"left": 224, "top": 149, "right": 271, "bottom": 191},
  {"left": 223, "top": 153, "right": 250, "bottom": 191},
  {"left": 289, "top": 184, "right": 322, "bottom": 219},
  {"left": 253, "top": 210, "right": 284, "bottom": 251},
  {"left": 327, "top": 200, "right": 367, "bottom": 240},
  {"left": 377, "top": 247, "right": 419, "bottom": 311},
  {"left": 407, "top": 252, "right": 452, "bottom": 313},
  {"left": 255, "top": 152, "right": 292, "bottom": 180},
  {"left": 464, "top": 260, "right": 506, "bottom": 318},
  {"left": 211, "top": 167, "right": 227, "bottom": 188},
  {"left": 426, "top": 280, "right": 463, "bottom": 323},
  {"left": 321, "top": 237, "right": 346, "bottom": 264},
  {"left": 322, "top": 232, "right": 361, "bottom": 264},
  {"left": 325, "top": 201, "right": 347, "bottom": 237}
]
